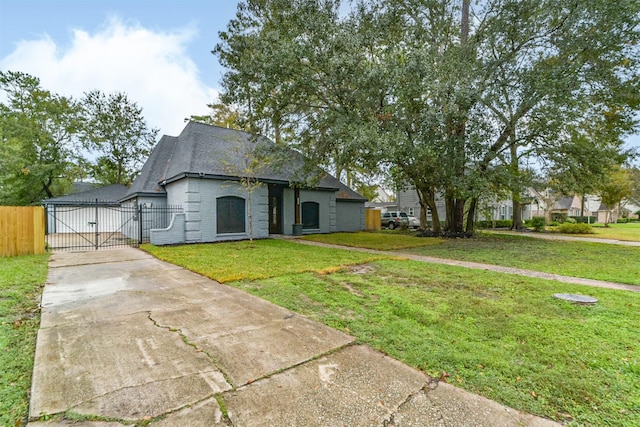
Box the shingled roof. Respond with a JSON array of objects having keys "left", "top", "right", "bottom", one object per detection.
[
  {"left": 122, "top": 121, "right": 367, "bottom": 202},
  {"left": 43, "top": 184, "right": 129, "bottom": 205}
]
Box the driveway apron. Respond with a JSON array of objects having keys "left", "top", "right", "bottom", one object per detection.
[{"left": 29, "top": 247, "right": 559, "bottom": 426}]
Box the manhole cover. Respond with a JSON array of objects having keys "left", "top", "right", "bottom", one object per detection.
[{"left": 553, "top": 293, "right": 598, "bottom": 305}]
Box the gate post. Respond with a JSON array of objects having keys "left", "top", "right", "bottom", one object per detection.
[
  {"left": 94, "top": 198, "right": 99, "bottom": 250},
  {"left": 138, "top": 203, "right": 143, "bottom": 244}
]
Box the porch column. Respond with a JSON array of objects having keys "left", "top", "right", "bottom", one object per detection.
[{"left": 293, "top": 186, "right": 303, "bottom": 235}]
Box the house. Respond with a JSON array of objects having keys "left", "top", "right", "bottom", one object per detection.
[
  {"left": 120, "top": 122, "right": 367, "bottom": 245},
  {"left": 42, "top": 184, "right": 129, "bottom": 234}
]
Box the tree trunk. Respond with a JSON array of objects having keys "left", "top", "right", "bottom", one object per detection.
[
  {"left": 511, "top": 198, "right": 522, "bottom": 230},
  {"left": 417, "top": 186, "right": 440, "bottom": 233},
  {"left": 465, "top": 197, "right": 477, "bottom": 233}
]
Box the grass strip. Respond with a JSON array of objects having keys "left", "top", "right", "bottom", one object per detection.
[
  {"left": 301, "top": 231, "right": 445, "bottom": 250},
  {"left": 142, "top": 238, "right": 391, "bottom": 282},
  {"left": 0, "top": 253, "right": 49, "bottom": 427},
  {"left": 407, "top": 233, "right": 640, "bottom": 285}
]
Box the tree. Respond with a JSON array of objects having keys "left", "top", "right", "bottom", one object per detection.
[
  {"left": 81, "top": 90, "right": 158, "bottom": 185},
  {"left": 599, "top": 166, "right": 633, "bottom": 225},
  {"left": 0, "top": 71, "right": 83, "bottom": 205},
  {"left": 189, "top": 102, "right": 251, "bottom": 131},
  {"left": 215, "top": 0, "right": 640, "bottom": 234}
]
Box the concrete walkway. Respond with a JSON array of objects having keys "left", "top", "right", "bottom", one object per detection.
[
  {"left": 28, "top": 248, "right": 559, "bottom": 426},
  {"left": 484, "top": 230, "right": 640, "bottom": 247}
]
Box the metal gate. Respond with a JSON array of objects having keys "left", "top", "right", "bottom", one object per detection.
[{"left": 45, "top": 200, "right": 183, "bottom": 251}]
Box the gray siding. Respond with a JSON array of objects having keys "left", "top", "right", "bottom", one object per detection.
[
  {"left": 178, "top": 178, "right": 269, "bottom": 243},
  {"left": 336, "top": 201, "right": 365, "bottom": 232}
]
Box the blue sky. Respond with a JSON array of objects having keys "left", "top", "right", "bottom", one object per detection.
[
  {"left": 1, "top": 0, "right": 638, "bottom": 154},
  {"left": 0, "top": 0, "right": 239, "bottom": 136}
]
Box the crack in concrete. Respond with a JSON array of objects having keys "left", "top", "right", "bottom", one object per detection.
[
  {"left": 230, "top": 340, "right": 358, "bottom": 390},
  {"left": 146, "top": 312, "right": 235, "bottom": 389},
  {"left": 382, "top": 379, "right": 439, "bottom": 426}
]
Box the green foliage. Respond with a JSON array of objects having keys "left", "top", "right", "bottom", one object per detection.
[
  {"left": 189, "top": 103, "right": 250, "bottom": 131},
  {"left": 0, "top": 254, "right": 49, "bottom": 427},
  {"left": 551, "top": 212, "right": 568, "bottom": 223},
  {"left": 599, "top": 166, "right": 634, "bottom": 224},
  {"left": 565, "top": 217, "right": 577, "bottom": 224},
  {"left": 556, "top": 223, "right": 595, "bottom": 234},
  {"left": 0, "top": 71, "right": 83, "bottom": 204},
  {"left": 569, "top": 216, "right": 597, "bottom": 224},
  {"left": 529, "top": 216, "right": 546, "bottom": 232},
  {"left": 81, "top": 90, "right": 158, "bottom": 185},
  {"left": 216, "top": 0, "right": 640, "bottom": 235},
  {"left": 475, "top": 220, "right": 512, "bottom": 229}
]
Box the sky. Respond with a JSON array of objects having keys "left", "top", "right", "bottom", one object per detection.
[
  {"left": 0, "top": 0, "right": 638, "bottom": 153},
  {"left": 0, "top": 0, "right": 239, "bottom": 137}
]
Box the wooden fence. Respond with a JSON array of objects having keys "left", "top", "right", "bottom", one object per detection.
[
  {"left": 0, "top": 206, "right": 46, "bottom": 257},
  {"left": 365, "top": 209, "right": 381, "bottom": 231}
]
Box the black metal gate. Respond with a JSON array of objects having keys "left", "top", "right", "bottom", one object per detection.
[{"left": 45, "top": 200, "right": 183, "bottom": 251}]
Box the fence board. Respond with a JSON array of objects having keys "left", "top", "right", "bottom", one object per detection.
[
  {"left": 365, "top": 209, "right": 381, "bottom": 231},
  {"left": 0, "top": 206, "right": 46, "bottom": 257}
]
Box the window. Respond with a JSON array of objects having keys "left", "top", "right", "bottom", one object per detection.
[
  {"left": 217, "top": 196, "right": 245, "bottom": 234},
  {"left": 408, "top": 208, "right": 414, "bottom": 216},
  {"left": 302, "top": 201, "right": 319, "bottom": 229}
]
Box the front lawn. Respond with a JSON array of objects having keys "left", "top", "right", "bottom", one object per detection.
[
  {"left": 301, "top": 230, "right": 444, "bottom": 250},
  {"left": 232, "top": 261, "right": 640, "bottom": 425},
  {"left": 589, "top": 222, "right": 640, "bottom": 241},
  {"left": 304, "top": 231, "right": 640, "bottom": 286},
  {"left": 407, "top": 233, "right": 640, "bottom": 285},
  {"left": 142, "top": 238, "right": 391, "bottom": 282},
  {"left": 151, "top": 241, "right": 640, "bottom": 426},
  {"left": 0, "top": 254, "right": 49, "bottom": 427}
]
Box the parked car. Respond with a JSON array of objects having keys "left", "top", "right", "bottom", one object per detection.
[
  {"left": 381, "top": 211, "right": 409, "bottom": 229},
  {"left": 407, "top": 216, "right": 420, "bottom": 229}
]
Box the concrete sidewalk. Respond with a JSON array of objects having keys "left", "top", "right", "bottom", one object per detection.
[{"left": 29, "top": 248, "right": 560, "bottom": 426}]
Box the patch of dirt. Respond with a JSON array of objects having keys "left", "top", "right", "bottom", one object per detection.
[
  {"left": 341, "top": 282, "right": 363, "bottom": 297},
  {"left": 348, "top": 264, "right": 376, "bottom": 275}
]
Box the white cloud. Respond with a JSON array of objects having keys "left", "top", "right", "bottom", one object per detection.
[{"left": 1, "top": 16, "right": 217, "bottom": 136}]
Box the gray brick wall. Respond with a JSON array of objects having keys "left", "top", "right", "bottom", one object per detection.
[{"left": 150, "top": 213, "right": 185, "bottom": 245}]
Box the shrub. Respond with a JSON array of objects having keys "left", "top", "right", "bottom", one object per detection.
[
  {"left": 475, "top": 220, "right": 512, "bottom": 229},
  {"left": 529, "top": 216, "right": 546, "bottom": 232},
  {"left": 552, "top": 213, "right": 568, "bottom": 223},
  {"left": 556, "top": 222, "right": 595, "bottom": 234},
  {"left": 616, "top": 218, "right": 630, "bottom": 224},
  {"left": 569, "top": 216, "right": 597, "bottom": 224},
  {"left": 565, "top": 217, "right": 577, "bottom": 224},
  {"left": 549, "top": 221, "right": 559, "bottom": 227}
]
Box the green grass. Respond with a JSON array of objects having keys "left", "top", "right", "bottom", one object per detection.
[
  {"left": 589, "top": 222, "right": 640, "bottom": 241},
  {"left": 230, "top": 260, "right": 640, "bottom": 426},
  {"left": 0, "top": 254, "right": 49, "bottom": 427},
  {"left": 150, "top": 240, "right": 640, "bottom": 425},
  {"left": 301, "top": 231, "right": 445, "bottom": 250},
  {"left": 141, "top": 239, "right": 391, "bottom": 282},
  {"left": 406, "top": 233, "right": 640, "bottom": 285}
]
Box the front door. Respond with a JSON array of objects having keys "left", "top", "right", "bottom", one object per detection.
[{"left": 268, "top": 184, "right": 283, "bottom": 234}]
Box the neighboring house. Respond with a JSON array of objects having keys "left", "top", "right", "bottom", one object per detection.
[
  {"left": 120, "top": 122, "right": 367, "bottom": 245},
  {"left": 396, "top": 187, "right": 521, "bottom": 223},
  {"left": 42, "top": 184, "right": 129, "bottom": 234}
]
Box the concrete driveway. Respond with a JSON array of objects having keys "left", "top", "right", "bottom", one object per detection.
[{"left": 29, "top": 247, "right": 559, "bottom": 426}]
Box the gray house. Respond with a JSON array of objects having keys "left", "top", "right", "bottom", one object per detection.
[{"left": 120, "top": 121, "right": 366, "bottom": 245}]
